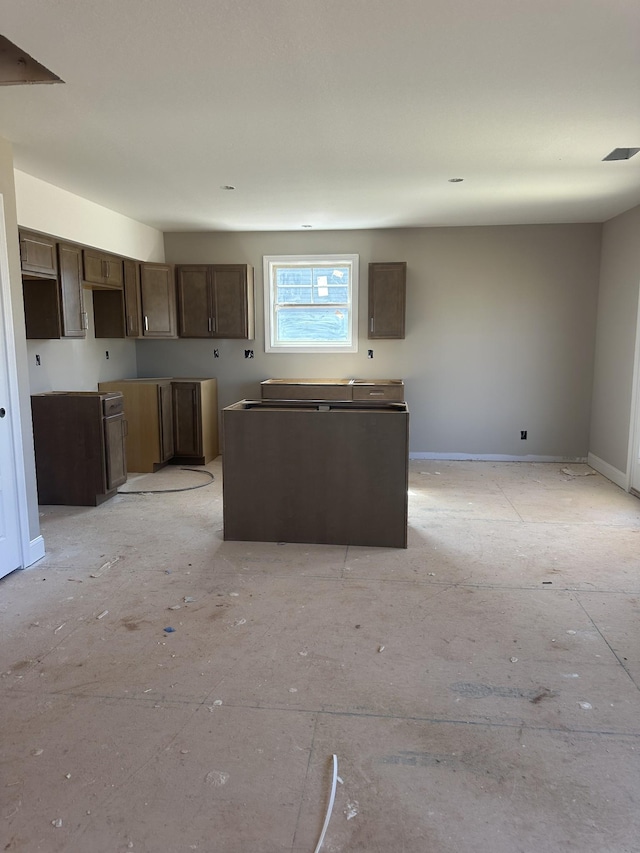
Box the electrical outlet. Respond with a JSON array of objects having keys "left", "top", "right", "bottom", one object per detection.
[
  {"left": 35, "top": 354, "right": 41, "bottom": 366},
  {"left": 105, "top": 350, "right": 110, "bottom": 360},
  {"left": 520, "top": 430, "right": 528, "bottom": 440},
  {"left": 244, "top": 349, "right": 254, "bottom": 359},
  {"left": 213, "top": 349, "right": 220, "bottom": 358},
  {"left": 368, "top": 349, "right": 374, "bottom": 359}
]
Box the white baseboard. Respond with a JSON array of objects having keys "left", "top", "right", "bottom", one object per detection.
[
  {"left": 587, "top": 453, "right": 629, "bottom": 490},
  {"left": 24, "top": 535, "right": 45, "bottom": 568},
  {"left": 409, "top": 453, "right": 588, "bottom": 463}
]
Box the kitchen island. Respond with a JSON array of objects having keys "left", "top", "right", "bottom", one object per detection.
[{"left": 222, "top": 398, "right": 409, "bottom": 548}]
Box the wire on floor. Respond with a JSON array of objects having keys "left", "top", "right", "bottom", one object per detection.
[
  {"left": 117, "top": 468, "right": 215, "bottom": 495},
  {"left": 313, "top": 754, "right": 338, "bottom": 853}
]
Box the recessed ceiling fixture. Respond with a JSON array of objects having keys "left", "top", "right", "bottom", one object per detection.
[
  {"left": 301, "top": 224, "right": 313, "bottom": 228},
  {"left": 448, "top": 177, "right": 464, "bottom": 183},
  {"left": 220, "top": 185, "right": 236, "bottom": 190},
  {"left": 602, "top": 148, "right": 640, "bottom": 162},
  {"left": 0, "top": 34, "right": 63, "bottom": 85}
]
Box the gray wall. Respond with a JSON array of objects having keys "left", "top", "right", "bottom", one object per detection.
[
  {"left": 26, "top": 307, "right": 137, "bottom": 394},
  {"left": 136, "top": 224, "right": 602, "bottom": 458},
  {"left": 590, "top": 204, "right": 640, "bottom": 475},
  {"left": 0, "top": 137, "right": 39, "bottom": 539}
]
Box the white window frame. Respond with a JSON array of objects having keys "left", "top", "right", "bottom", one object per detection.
[{"left": 263, "top": 254, "right": 359, "bottom": 353}]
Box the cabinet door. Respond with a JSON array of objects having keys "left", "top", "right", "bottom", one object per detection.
[
  {"left": 104, "top": 414, "right": 127, "bottom": 490},
  {"left": 58, "top": 243, "right": 86, "bottom": 338},
  {"left": 368, "top": 262, "right": 406, "bottom": 339},
  {"left": 140, "top": 264, "right": 177, "bottom": 337},
  {"left": 123, "top": 259, "right": 142, "bottom": 337},
  {"left": 211, "top": 265, "right": 254, "bottom": 339},
  {"left": 103, "top": 256, "right": 124, "bottom": 288},
  {"left": 176, "top": 266, "right": 212, "bottom": 337},
  {"left": 83, "top": 249, "right": 124, "bottom": 288},
  {"left": 158, "top": 382, "right": 175, "bottom": 462},
  {"left": 172, "top": 382, "right": 202, "bottom": 457},
  {"left": 19, "top": 231, "right": 58, "bottom": 278}
]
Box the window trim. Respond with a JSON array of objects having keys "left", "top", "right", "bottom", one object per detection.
[{"left": 263, "top": 253, "right": 359, "bottom": 353}]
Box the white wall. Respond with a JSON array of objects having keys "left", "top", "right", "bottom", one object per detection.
[
  {"left": 589, "top": 203, "right": 640, "bottom": 482},
  {"left": 15, "top": 170, "right": 166, "bottom": 393},
  {"left": 14, "top": 171, "right": 164, "bottom": 262},
  {"left": 0, "top": 139, "right": 40, "bottom": 540},
  {"left": 137, "top": 224, "right": 602, "bottom": 459}
]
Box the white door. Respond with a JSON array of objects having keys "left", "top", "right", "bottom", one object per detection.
[
  {"left": 0, "top": 197, "right": 24, "bottom": 577},
  {"left": 629, "top": 283, "right": 640, "bottom": 495}
]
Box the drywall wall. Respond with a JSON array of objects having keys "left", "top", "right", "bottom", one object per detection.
[
  {"left": 15, "top": 170, "right": 167, "bottom": 394},
  {"left": 26, "top": 309, "right": 138, "bottom": 393},
  {"left": 14, "top": 171, "right": 165, "bottom": 262},
  {"left": 589, "top": 204, "right": 640, "bottom": 478},
  {"left": 137, "top": 224, "right": 602, "bottom": 458},
  {"left": 0, "top": 138, "right": 39, "bottom": 541}
]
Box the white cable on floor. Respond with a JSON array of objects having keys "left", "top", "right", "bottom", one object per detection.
[{"left": 313, "top": 754, "right": 338, "bottom": 853}]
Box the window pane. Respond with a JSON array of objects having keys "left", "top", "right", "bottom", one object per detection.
[
  {"left": 264, "top": 253, "right": 358, "bottom": 352},
  {"left": 275, "top": 265, "right": 351, "bottom": 306},
  {"left": 276, "top": 285, "right": 313, "bottom": 304},
  {"left": 276, "top": 306, "right": 350, "bottom": 342}
]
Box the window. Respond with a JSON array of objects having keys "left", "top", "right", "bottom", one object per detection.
[{"left": 263, "top": 254, "right": 359, "bottom": 353}]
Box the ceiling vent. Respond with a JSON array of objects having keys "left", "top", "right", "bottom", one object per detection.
[
  {"left": 0, "top": 34, "right": 63, "bottom": 85},
  {"left": 602, "top": 147, "right": 640, "bottom": 162}
]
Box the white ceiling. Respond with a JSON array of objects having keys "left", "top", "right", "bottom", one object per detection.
[{"left": 1, "top": 0, "right": 639, "bottom": 232}]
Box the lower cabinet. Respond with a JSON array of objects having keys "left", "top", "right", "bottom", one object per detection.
[
  {"left": 98, "top": 379, "right": 174, "bottom": 473},
  {"left": 98, "top": 378, "right": 218, "bottom": 472},
  {"left": 222, "top": 399, "right": 409, "bottom": 547},
  {"left": 31, "top": 392, "right": 127, "bottom": 506},
  {"left": 171, "top": 378, "right": 219, "bottom": 464}
]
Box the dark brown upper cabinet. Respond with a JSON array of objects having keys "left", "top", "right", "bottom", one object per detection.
[
  {"left": 368, "top": 262, "right": 407, "bottom": 339},
  {"left": 123, "top": 258, "right": 143, "bottom": 337},
  {"left": 93, "top": 261, "right": 176, "bottom": 339},
  {"left": 176, "top": 264, "right": 254, "bottom": 339},
  {"left": 19, "top": 230, "right": 58, "bottom": 279},
  {"left": 22, "top": 241, "right": 85, "bottom": 339},
  {"left": 83, "top": 248, "right": 124, "bottom": 289},
  {"left": 93, "top": 259, "right": 141, "bottom": 339},
  {"left": 140, "top": 263, "right": 177, "bottom": 338}
]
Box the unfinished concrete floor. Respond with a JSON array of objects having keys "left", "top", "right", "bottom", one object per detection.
[{"left": 2, "top": 460, "right": 640, "bottom": 853}]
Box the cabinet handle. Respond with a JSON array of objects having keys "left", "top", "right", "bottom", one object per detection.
[
  {"left": 144, "top": 315, "right": 149, "bottom": 332},
  {"left": 82, "top": 311, "right": 88, "bottom": 330},
  {"left": 211, "top": 317, "right": 216, "bottom": 333},
  {"left": 123, "top": 419, "right": 128, "bottom": 437},
  {"left": 370, "top": 318, "right": 374, "bottom": 332},
  {"left": 208, "top": 317, "right": 212, "bottom": 333},
  {"left": 127, "top": 315, "right": 132, "bottom": 333}
]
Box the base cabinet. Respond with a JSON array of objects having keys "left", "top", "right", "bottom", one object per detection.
[
  {"left": 31, "top": 392, "right": 127, "bottom": 506},
  {"left": 171, "top": 379, "right": 219, "bottom": 464},
  {"left": 98, "top": 379, "right": 174, "bottom": 473},
  {"left": 223, "top": 400, "right": 408, "bottom": 547}
]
